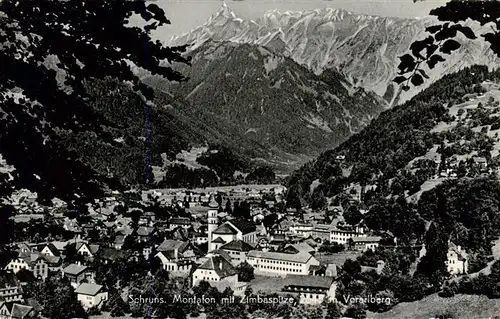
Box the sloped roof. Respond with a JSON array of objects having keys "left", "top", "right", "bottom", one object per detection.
[
  {"left": 136, "top": 226, "right": 155, "bottom": 236},
  {"left": 207, "top": 250, "right": 232, "bottom": 263},
  {"left": 305, "top": 238, "right": 321, "bottom": 248},
  {"left": 41, "top": 255, "right": 61, "bottom": 265},
  {"left": 63, "top": 264, "right": 88, "bottom": 276},
  {"left": 11, "top": 303, "right": 33, "bottom": 318},
  {"left": 208, "top": 196, "right": 219, "bottom": 208},
  {"left": 169, "top": 217, "right": 191, "bottom": 225},
  {"left": 283, "top": 275, "right": 335, "bottom": 289},
  {"left": 198, "top": 255, "right": 237, "bottom": 278},
  {"left": 247, "top": 250, "right": 313, "bottom": 263},
  {"left": 351, "top": 236, "right": 382, "bottom": 243},
  {"left": 75, "top": 242, "right": 86, "bottom": 251},
  {"left": 213, "top": 223, "right": 238, "bottom": 235},
  {"left": 50, "top": 241, "right": 68, "bottom": 251},
  {"left": 286, "top": 242, "right": 315, "bottom": 253},
  {"left": 74, "top": 283, "right": 104, "bottom": 296},
  {"left": 229, "top": 219, "right": 257, "bottom": 234},
  {"left": 212, "top": 237, "right": 226, "bottom": 244},
  {"left": 220, "top": 240, "right": 254, "bottom": 252},
  {"left": 16, "top": 253, "right": 35, "bottom": 265},
  {"left": 157, "top": 239, "right": 189, "bottom": 252},
  {"left": 313, "top": 224, "right": 334, "bottom": 231},
  {"left": 89, "top": 244, "right": 100, "bottom": 254},
  {"left": 99, "top": 248, "right": 129, "bottom": 261},
  {"left": 41, "top": 243, "right": 60, "bottom": 256},
  {"left": 156, "top": 250, "right": 176, "bottom": 260}
]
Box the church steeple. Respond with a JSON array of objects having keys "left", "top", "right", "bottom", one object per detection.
[
  {"left": 208, "top": 195, "right": 219, "bottom": 209},
  {"left": 207, "top": 195, "right": 219, "bottom": 251}
]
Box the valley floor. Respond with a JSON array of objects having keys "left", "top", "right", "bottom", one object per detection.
[{"left": 368, "top": 294, "right": 500, "bottom": 319}]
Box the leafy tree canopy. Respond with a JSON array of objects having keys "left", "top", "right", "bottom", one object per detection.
[
  {"left": 395, "top": 0, "right": 500, "bottom": 90},
  {"left": 0, "top": 0, "right": 190, "bottom": 210}
]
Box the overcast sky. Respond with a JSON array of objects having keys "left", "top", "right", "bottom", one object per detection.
[{"left": 152, "top": 0, "right": 449, "bottom": 37}]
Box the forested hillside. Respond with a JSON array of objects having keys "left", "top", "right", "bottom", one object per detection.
[
  {"left": 58, "top": 79, "right": 273, "bottom": 188},
  {"left": 58, "top": 79, "right": 199, "bottom": 186},
  {"left": 287, "top": 65, "right": 500, "bottom": 204},
  {"left": 286, "top": 65, "right": 500, "bottom": 308}
]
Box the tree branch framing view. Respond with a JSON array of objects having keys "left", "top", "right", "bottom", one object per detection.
[{"left": 1, "top": 0, "right": 500, "bottom": 318}]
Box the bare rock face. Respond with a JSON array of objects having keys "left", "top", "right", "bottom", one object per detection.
[
  {"left": 168, "top": 4, "right": 499, "bottom": 105},
  {"left": 144, "top": 39, "right": 386, "bottom": 168}
]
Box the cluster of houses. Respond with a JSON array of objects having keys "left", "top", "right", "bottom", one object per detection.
[
  {"left": 0, "top": 183, "right": 471, "bottom": 317},
  {"left": 1, "top": 240, "right": 108, "bottom": 316},
  {"left": 438, "top": 155, "right": 489, "bottom": 178},
  {"left": 142, "top": 184, "right": 286, "bottom": 209},
  {"left": 0, "top": 273, "right": 35, "bottom": 319}
]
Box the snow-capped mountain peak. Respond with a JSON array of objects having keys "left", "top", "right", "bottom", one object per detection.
[
  {"left": 169, "top": 5, "right": 499, "bottom": 105},
  {"left": 212, "top": 2, "right": 239, "bottom": 22}
]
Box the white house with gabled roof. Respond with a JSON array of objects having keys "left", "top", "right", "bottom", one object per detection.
[
  {"left": 75, "top": 283, "right": 108, "bottom": 310},
  {"left": 192, "top": 255, "right": 240, "bottom": 292}
]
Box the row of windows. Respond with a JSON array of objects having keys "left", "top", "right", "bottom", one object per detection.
[
  {"left": 0, "top": 288, "right": 19, "bottom": 296},
  {"left": 9, "top": 264, "right": 28, "bottom": 270},
  {"left": 258, "top": 265, "right": 302, "bottom": 273},
  {"left": 331, "top": 233, "right": 357, "bottom": 239},
  {"left": 194, "top": 276, "right": 219, "bottom": 281},
  {"left": 164, "top": 264, "right": 177, "bottom": 271},
  {"left": 165, "top": 264, "right": 191, "bottom": 271},
  {"left": 258, "top": 259, "right": 302, "bottom": 267},
  {"left": 1, "top": 294, "right": 22, "bottom": 302}
]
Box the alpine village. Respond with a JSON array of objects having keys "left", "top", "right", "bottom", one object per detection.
[{"left": 1, "top": 1, "right": 500, "bottom": 319}]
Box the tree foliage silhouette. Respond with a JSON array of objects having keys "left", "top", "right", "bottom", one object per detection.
[
  {"left": 394, "top": 0, "right": 500, "bottom": 91},
  {"left": 0, "top": 1, "right": 190, "bottom": 211}
]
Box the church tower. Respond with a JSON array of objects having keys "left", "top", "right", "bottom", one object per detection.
[{"left": 207, "top": 195, "right": 219, "bottom": 252}]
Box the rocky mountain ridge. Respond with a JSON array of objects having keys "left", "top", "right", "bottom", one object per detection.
[
  {"left": 145, "top": 39, "right": 386, "bottom": 170},
  {"left": 168, "top": 4, "right": 499, "bottom": 104}
]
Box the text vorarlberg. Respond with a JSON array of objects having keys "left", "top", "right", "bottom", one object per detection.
[{"left": 342, "top": 294, "right": 392, "bottom": 305}]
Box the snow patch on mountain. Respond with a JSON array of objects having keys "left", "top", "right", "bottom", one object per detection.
[
  {"left": 169, "top": 4, "right": 499, "bottom": 104},
  {"left": 304, "top": 112, "right": 333, "bottom": 133},
  {"left": 186, "top": 82, "right": 205, "bottom": 99},
  {"left": 264, "top": 56, "right": 282, "bottom": 74}
]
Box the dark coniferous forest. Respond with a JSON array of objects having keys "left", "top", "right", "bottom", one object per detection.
[{"left": 1, "top": 1, "right": 500, "bottom": 319}]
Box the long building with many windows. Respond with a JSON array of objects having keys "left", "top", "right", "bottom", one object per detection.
[{"left": 246, "top": 250, "right": 319, "bottom": 277}]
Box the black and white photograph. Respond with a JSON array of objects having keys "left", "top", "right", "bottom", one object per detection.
[{"left": 1, "top": 0, "right": 500, "bottom": 318}]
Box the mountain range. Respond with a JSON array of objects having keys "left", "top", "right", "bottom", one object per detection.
[
  {"left": 144, "top": 40, "right": 385, "bottom": 171},
  {"left": 168, "top": 4, "right": 499, "bottom": 104},
  {"left": 3, "top": 3, "right": 498, "bottom": 190}
]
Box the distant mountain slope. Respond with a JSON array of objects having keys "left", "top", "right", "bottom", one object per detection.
[
  {"left": 168, "top": 4, "right": 499, "bottom": 104},
  {"left": 145, "top": 40, "right": 386, "bottom": 170}
]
